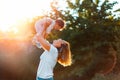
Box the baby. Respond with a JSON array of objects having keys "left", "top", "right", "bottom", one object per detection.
[{"left": 32, "top": 17, "right": 65, "bottom": 48}]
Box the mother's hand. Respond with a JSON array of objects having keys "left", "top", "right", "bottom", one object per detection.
[{"left": 36, "top": 34, "right": 51, "bottom": 51}]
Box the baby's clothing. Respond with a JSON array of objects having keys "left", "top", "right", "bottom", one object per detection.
[{"left": 33, "top": 18, "right": 55, "bottom": 48}]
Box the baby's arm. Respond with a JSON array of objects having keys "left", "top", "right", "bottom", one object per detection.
[
  {"left": 44, "top": 33, "right": 48, "bottom": 39},
  {"left": 35, "top": 22, "right": 46, "bottom": 39}
]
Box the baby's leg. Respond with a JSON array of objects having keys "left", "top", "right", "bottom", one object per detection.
[
  {"left": 32, "top": 34, "right": 42, "bottom": 48},
  {"left": 32, "top": 34, "right": 37, "bottom": 45}
]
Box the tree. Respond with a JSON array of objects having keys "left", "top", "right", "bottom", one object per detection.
[{"left": 49, "top": 0, "right": 120, "bottom": 80}]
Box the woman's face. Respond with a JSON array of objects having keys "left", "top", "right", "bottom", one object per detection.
[{"left": 53, "top": 39, "right": 63, "bottom": 48}]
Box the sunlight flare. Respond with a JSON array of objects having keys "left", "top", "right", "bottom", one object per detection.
[{"left": 0, "top": 0, "right": 53, "bottom": 37}]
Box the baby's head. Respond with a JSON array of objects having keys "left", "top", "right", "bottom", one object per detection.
[{"left": 54, "top": 19, "right": 65, "bottom": 31}]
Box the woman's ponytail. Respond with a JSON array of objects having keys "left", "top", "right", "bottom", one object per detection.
[{"left": 57, "top": 42, "right": 72, "bottom": 67}]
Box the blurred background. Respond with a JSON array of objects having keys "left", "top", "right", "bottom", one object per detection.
[{"left": 0, "top": 0, "right": 120, "bottom": 80}]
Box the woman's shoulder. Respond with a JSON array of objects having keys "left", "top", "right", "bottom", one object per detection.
[
  {"left": 49, "top": 44, "right": 58, "bottom": 58},
  {"left": 49, "top": 44, "right": 58, "bottom": 53}
]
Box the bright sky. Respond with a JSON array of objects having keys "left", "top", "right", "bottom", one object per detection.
[
  {"left": 110, "top": 0, "right": 120, "bottom": 10},
  {"left": 0, "top": 0, "right": 53, "bottom": 19},
  {"left": 0, "top": 0, "right": 119, "bottom": 38},
  {"left": 0, "top": 0, "right": 53, "bottom": 32}
]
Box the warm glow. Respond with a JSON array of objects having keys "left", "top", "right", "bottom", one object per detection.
[{"left": 0, "top": 0, "right": 53, "bottom": 38}]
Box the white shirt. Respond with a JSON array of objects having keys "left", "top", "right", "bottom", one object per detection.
[{"left": 37, "top": 45, "right": 58, "bottom": 78}]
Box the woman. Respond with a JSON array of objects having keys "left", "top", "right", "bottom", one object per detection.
[{"left": 35, "top": 34, "right": 72, "bottom": 80}]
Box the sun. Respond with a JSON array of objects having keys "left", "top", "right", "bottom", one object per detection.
[{"left": 0, "top": 0, "right": 53, "bottom": 38}]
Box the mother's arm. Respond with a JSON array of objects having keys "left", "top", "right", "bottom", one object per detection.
[{"left": 36, "top": 34, "right": 51, "bottom": 51}]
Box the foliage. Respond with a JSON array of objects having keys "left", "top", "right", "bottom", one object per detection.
[
  {"left": 92, "top": 73, "right": 120, "bottom": 80},
  {"left": 49, "top": 0, "right": 120, "bottom": 80}
]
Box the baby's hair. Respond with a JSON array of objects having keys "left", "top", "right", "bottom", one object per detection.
[{"left": 55, "top": 19, "right": 64, "bottom": 28}]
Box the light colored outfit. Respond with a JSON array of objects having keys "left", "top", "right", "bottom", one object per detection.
[
  {"left": 33, "top": 18, "right": 55, "bottom": 48},
  {"left": 36, "top": 44, "right": 58, "bottom": 79},
  {"left": 35, "top": 18, "right": 55, "bottom": 34}
]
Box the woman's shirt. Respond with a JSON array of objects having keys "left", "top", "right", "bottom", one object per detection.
[{"left": 37, "top": 44, "right": 58, "bottom": 79}]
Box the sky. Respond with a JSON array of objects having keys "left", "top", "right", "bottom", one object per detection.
[
  {"left": 0, "top": 0, "right": 54, "bottom": 33},
  {"left": 0, "top": 0, "right": 53, "bottom": 26},
  {"left": 0, "top": 0, "right": 119, "bottom": 24},
  {"left": 0, "top": 0, "right": 119, "bottom": 36},
  {"left": 109, "top": 0, "right": 120, "bottom": 10}
]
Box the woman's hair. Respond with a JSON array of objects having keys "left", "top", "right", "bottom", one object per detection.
[{"left": 57, "top": 41, "right": 72, "bottom": 67}]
